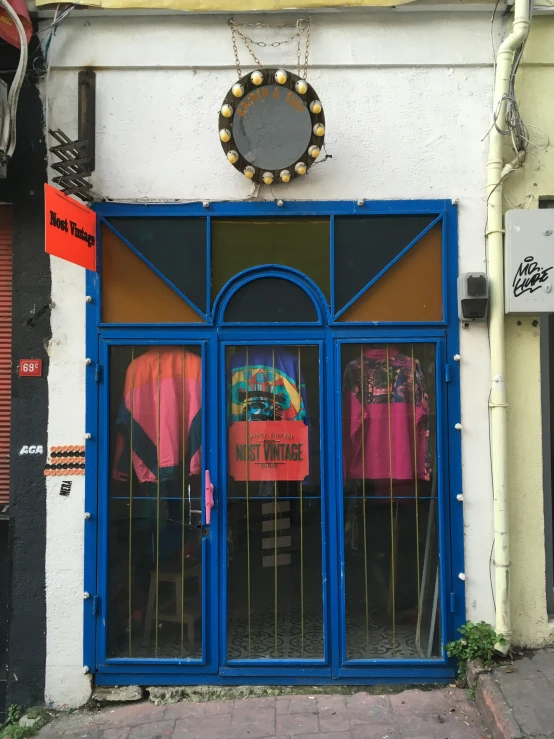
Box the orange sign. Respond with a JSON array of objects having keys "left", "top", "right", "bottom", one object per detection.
[
  {"left": 44, "top": 184, "right": 97, "bottom": 271},
  {"left": 229, "top": 420, "right": 309, "bottom": 482}
]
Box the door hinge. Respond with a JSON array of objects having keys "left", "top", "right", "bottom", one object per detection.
[
  {"left": 444, "top": 363, "right": 451, "bottom": 383},
  {"left": 92, "top": 595, "right": 100, "bottom": 616},
  {"left": 450, "top": 592, "right": 456, "bottom": 613},
  {"left": 94, "top": 364, "right": 103, "bottom": 382}
]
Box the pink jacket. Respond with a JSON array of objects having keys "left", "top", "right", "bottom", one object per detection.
[{"left": 342, "top": 347, "right": 431, "bottom": 483}]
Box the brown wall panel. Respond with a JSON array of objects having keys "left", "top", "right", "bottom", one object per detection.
[
  {"left": 339, "top": 225, "right": 443, "bottom": 323},
  {"left": 101, "top": 226, "right": 204, "bottom": 323}
]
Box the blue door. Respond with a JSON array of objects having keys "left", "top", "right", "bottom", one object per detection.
[
  {"left": 95, "top": 336, "right": 220, "bottom": 678},
  {"left": 219, "top": 337, "right": 331, "bottom": 677},
  {"left": 334, "top": 338, "right": 449, "bottom": 675},
  {"left": 88, "top": 201, "right": 462, "bottom": 685}
]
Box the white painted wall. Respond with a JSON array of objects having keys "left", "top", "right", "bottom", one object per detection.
[{"left": 43, "top": 10, "right": 501, "bottom": 706}]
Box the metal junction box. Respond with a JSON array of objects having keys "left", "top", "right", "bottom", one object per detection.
[{"left": 505, "top": 208, "right": 554, "bottom": 313}]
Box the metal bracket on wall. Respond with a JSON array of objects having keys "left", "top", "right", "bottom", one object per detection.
[
  {"left": 78, "top": 69, "right": 96, "bottom": 173},
  {"left": 49, "top": 129, "right": 93, "bottom": 202}
]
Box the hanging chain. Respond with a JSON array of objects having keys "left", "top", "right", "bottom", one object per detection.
[
  {"left": 229, "top": 17, "right": 310, "bottom": 81},
  {"left": 296, "top": 18, "right": 311, "bottom": 79},
  {"left": 296, "top": 21, "right": 302, "bottom": 78},
  {"left": 303, "top": 19, "right": 311, "bottom": 80},
  {"left": 230, "top": 22, "right": 242, "bottom": 78}
]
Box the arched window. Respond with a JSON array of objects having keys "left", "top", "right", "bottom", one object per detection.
[{"left": 223, "top": 276, "right": 319, "bottom": 323}]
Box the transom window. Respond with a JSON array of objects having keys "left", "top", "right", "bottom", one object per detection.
[{"left": 100, "top": 214, "right": 444, "bottom": 325}]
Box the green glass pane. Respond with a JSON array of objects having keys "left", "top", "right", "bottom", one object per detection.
[{"left": 211, "top": 219, "right": 330, "bottom": 303}]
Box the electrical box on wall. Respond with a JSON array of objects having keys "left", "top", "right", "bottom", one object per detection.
[
  {"left": 505, "top": 209, "right": 554, "bottom": 313},
  {"left": 458, "top": 273, "right": 489, "bottom": 322}
]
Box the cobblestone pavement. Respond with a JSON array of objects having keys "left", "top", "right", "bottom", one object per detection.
[{"left": 36, "top": 687, "right": 489, "bottom": 738}]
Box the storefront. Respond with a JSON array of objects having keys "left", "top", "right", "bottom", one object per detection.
[{"left": 83, "top": 199, "right": 463, "bottom": 685}]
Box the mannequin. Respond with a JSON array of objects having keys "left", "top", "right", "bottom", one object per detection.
[
  {"left": 342, "top": 345, "right": 433, "bottom": 626},
  {"left": 113, "top": 346, "right": 202, "bottom": 484},
  {"left": 342, "top": 344, "right": 430, "bottom": 488},
  {"left": 109, "top": 347, "right": 203, "bottom": 651}
]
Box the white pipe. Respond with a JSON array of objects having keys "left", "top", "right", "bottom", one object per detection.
[{"left": 486, "top": 0, "right": 531, "bottom": 653}]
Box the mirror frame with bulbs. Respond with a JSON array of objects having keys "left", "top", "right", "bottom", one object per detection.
[{"left": 218, "top": 67, "right": 325, "bottom": 185}]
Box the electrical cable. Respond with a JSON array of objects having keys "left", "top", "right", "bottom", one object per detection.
[
  {"left": 43, "top": 4, "right": 75, "bottom": 62},
  {"left": 0, "top": 0, "right": 28, "bottom": 160},
  {"left": 488, "top": 0, "right": 542, "bottom": 161}
]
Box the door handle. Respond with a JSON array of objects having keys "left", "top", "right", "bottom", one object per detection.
[{"left": 205, "top": 469, "right": 215, "bottom": 525}]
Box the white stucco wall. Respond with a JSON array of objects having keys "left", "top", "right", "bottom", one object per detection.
[{"left": 43, "top": 10, "right": 502, "bottom": 706}]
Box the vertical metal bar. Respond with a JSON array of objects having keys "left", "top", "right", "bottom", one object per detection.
[
  {"left": 78, "top": 68, "right": 96, "bottom": 171},
  {"left": 540, "top": 314, "right": 554, "bottom": 614},
  {"left": 273, "top": 346, "right": 278, "bottom": 658},
  {"left": 330, "top": 215, "right": 335, "bottom": 318},
  {"left": 428, "top": 565, "right": 440, "bottom": 659},
  {"left": 417, "top": 497, "right": 436, "bottom": 656},
  {"left": 360, "top": 345, "right": 369, "bottom": 653},
  {"left": 412, "top": 345, "right": 421, "bottom": 649},
  {"left": 128, "top": 346, "right": 135, "bottom": 657},
  {"left": 155, "top": 349, "right": 161, "bottom": 657},
  {"left": 85, "top": 268, "right": 100, "bottom": 671},
  {"left": 386, "top": 345, "right": 396, "bottom": 656},
  {"left": 298, "top": 346, "right": 304, "bottom": 657},
  {"left": 245, "top": 347, "right": 251, "bottom": 657},
  {"left": 206, "top": 216, "right": 212, "bottom": 318},
  {"left": 181, "top": 347, "right": 187, "bottom": 656}
]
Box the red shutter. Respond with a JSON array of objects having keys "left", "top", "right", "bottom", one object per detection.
[{"left": 0, "top": 207, "right": 12, "bottom": 506}]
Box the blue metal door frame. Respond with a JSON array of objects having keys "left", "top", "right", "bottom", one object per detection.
[{"left": 84, "top": 200, "right": 463, "bottom": 686}]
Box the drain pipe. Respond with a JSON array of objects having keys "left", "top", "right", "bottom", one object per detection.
[{"left": 486, "top": 0, "right": 531, "bottom": 653}]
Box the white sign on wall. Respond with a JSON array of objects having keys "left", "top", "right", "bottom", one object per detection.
[{"left": 505, "top": 209, "right": 554, "bottom": 314}]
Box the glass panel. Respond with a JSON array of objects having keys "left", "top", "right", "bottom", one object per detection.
[
  {"left": 212, "top": 219, "right": 330, "bottom": 301},
  {"left": 338, "top": 225, "right": 443, "bottom": 323},
  {"left": 341, "top": 343, "right": 441, "bottom": 659},
  {"left": 233, "top": 86, "right": 312, "bottom": 170},
  {"left": 106, "top": 218, "right": 207, "bottom": 314},
  {"left": 224, "top": 278, "right": 318, "bottom": 323},
  {"left": 226, "top": 345, "right": 323, "bottom": 659},
  {"left": 334, "top": 215, "right": 437, "bottom": 314},
  {"left": 107, "top": 345, "right": 203, "bottom": 659},
  {"left": 101, "top": 226, "right": 205, "bottom": 324}
]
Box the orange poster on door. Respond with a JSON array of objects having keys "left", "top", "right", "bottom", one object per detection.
[
  {"left": 229, "top": 420, "right": 309, "bottom": 482},
  {"left": 44, "top": 184, "right": 97, "bottom": 271}
]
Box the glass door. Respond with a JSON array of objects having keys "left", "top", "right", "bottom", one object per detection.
[
  {"left": 100, "top": 342, "right": 212, "bottom": 667},
  {"left": 222, "top": 342, "right": 327, "bottom": 664},
  {"left": 338, "top": 341, "right": 443, "bottom": 662}
]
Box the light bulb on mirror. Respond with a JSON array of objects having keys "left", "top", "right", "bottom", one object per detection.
[
  {"left": 244, "top": 166, "right": 256, "bottom": 179},
  {"left": 275, "top": 69, "right": 288, "bottom": 85},
  {"left": 232, "top": 83, "right": 244, "bottom": 98},
  {"left": 309, "top": 100, "right": 322, "bottom": 114},
  {"left": 313, "top": 123, "right": 325, "bottom": 137},
  {"left": 227, "top": 150, "right": 239, "bottom": 164},
  {"left": 280, "top": 170, "right": 291, "bottom": 183},
  {"left": 251, "top": 71, "right": 264, "bottom": 85},
  {"left": 295, "top": 162, "right": 307, "bottom": 175},
  {"left": 308, "top": 145, "right": 320, "bottom": 159},
  {"left": 295, "top": 79, "right": 308, "bottom": 95},
  {"left": 221, "top": 104, "right": 233, "bottom": 118},
  {"left": 219, "top": 129, "right": 231, "bottom": 143},
  {"left": 262, "top": 172, "right": 274, "bottom": 185}
]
